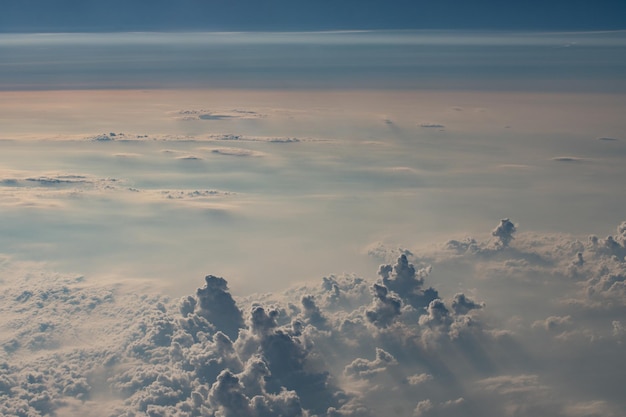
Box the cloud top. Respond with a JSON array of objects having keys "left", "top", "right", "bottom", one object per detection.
[{"left": 2, "top": 218, "right": 626, "bottom": 416}]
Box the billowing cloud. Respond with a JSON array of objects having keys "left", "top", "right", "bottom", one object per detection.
[
  {"left": 344, "top": 348, "right": 397, "bottom": 379},
  {"left": 450, "top": 293, "right": 484, "bottom": 315},
  {"left": 491, "top": 218, "right": 516, "bottom": 248},
  {"left": 365, "top": 283, "right": 402, "bottom": 327},
  {"left": 194, "top": 275, "right": 245, "bottom": 340},
  {"left": 378, "top": 254, "right": 438, "bottom": 310},
  {"left": 413, "top": 399, "right": 433, "bottom": 416},
  {"left": 406, "top": 373, "right": 433, "bottom": 385},
  {"left": 1, "top": 218, "right": 626, "bottom": 416}
]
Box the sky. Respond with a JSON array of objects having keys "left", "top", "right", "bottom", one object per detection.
[
  {"left": 1, "top": 3, "right": 626, "bottom": 417},
  {"left": 2, "top": 0, "right": 626, "bottom": 32}
]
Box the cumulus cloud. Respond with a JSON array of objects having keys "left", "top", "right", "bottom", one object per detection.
[
  {"left": 2, "top": 218, "right": 626, "bottom": 416},
  {"left": 194, "top": 275, "right": 245, "bottom": 341},
  {"left": 406, "top": 373, "right": 433, "bottom": 385},
  {"left": 413, "top": 399, "right": 433, "bottom": 416},
  {"left": 491, "top": 218, "right": 516, "bottom": 248},
  {"left": 365, "top": 283, "right": 402, "bottom": 327},
  {"left": 450, "top": 293, "right": 484, "bottom": 315},
  {"left": 378, "top": 254, "right": 438, "bottom": 310},
  {"left": 344, "top": 348, "right": 397, "bottom": 379},
  {"left": 532, "top": 315, "right": 572, "bottom": 332}
]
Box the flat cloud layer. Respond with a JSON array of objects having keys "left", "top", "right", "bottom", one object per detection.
[
  {"left": 1, "top": 219, "right": 626, "bottom": 416},
  {"left": 1, "top": 86, "right": 626, "bottom": 295},
  {"left": 2, "top": 31, "right": 626, "bottom": 92}
]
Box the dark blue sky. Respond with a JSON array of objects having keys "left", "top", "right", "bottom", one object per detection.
[{"left": 1, "top": 0, "right": 625, "bottom": 32}]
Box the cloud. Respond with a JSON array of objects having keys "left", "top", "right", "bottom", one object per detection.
[
  {"left": 0, "top": 166, "right": 237, "bottom": 211},
  {"left": 3, "top": 35, "right": 626, "bottom": 417},
  {"left": 477, "top": 374, "right": 545, "bottom": 395},
  {"left": 413, "top": 399, "right": 433, "bottom": 416},
  {"left": 88, "top": 132, "right": 152, "bottom": 141},
  {"left": 562, "top": 400, "right": 621, "bottom": 417},
  {"left": 207, "top": 134, "right": 301, "bottom": 143},
  {"left": 207, "top": 147, "right": 266, "bottom": 157},
  {"left": 83, "top": 132, "right": 301, "bottom": 143},
  {"left": 612, "top": 320, "right": 625, "bottom": 340},
  {"left": 175, "top": 155, "right": 203, "bottom": 161},
  {"left": 112, "top": 152, "right": 141, "bottom": 158},
  {"left": 378, "top": 254, "right": 438, "bottom": 310},
  {"left": 382, "top": 166, "right": 421, "bottom": 175},
  {"left": 0, "top": 170, "right": 123, "bottom": 208},
  {"left": 344, "top": 348, "right": 397, "bottom": 379},
  {"left": 596, "top": 137, "right": 619, "bottom": 141},
  {"left": 532, "top": 315, "right": 572, "bottom": 332},
  {"left": 300, "top": 294, "right": 328, "bottom": 330},
  {"left": 175, "top": 109, "right": 265, "bottom": 121},
  {"left": 367, "top": 243, "right": 413, "bottom": 264},
  {"left": 406, "top": 373, "right": 434, "bottom": 385},
  {"left": 0, "top": 170, "right": 117, "bottom": 190},
  {"left": 492, "top": 218, "right": 516, "bottom": 248},
  {"left": 161, "top": 189, "right": 233, "bottom": 200},
  {"left": 450, "top": 293, "right": 484, "bottom": 315},
  {"left": 194, "top": 275, "right": 245, "bottom": 341},
  {"left": 2, "top": 218, "right": 626, "bottom": 416},
  {"left": 496, "top": 164, "right": 533, "bottom": 170},
  {"left": 551, "top": 156, "right": 585, "bottom": 162}
]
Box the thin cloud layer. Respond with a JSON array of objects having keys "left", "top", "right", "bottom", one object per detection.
[
  {"left": 0, "top": 167, "right": 235, "bottom": 210},
  {"left": 207, "top": 147, "right": 266, "bottom": 157},
  {"left": 175, "top": 109, "right": 266, "bottom": 121},
  {"left": 83, "top": 133, "right": 301, "bottom": 144}
]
